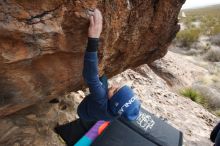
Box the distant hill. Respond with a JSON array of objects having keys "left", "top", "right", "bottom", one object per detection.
[
  {"left": 181, "top": 4, "right": 220, "bottom": 16},
  {"left": 179, "top": 4, "right": 220, "bottom": 24},
  {"left": 182, "top": 4, "right": 220, "bottom": 10}
]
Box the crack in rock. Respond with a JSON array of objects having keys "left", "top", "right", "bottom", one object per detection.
[{"left": 25, "top": 5, "right": 61, "bottom": 25}]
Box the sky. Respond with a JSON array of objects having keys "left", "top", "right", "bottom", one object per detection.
[{"left": 182, "top": 0, "right": 220, "bottom": 9}]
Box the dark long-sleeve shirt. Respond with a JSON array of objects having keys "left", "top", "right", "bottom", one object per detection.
[{"left": 77, "top": 38, "right": 114, "bottom": 121}]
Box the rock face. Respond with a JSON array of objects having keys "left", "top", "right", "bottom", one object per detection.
[
  {"left": 0, "top": 52, "right": 218, "bottom": 146},
  {"left": 150, "top": 51, "right": 207, "bottom": 88},
  {"left": 0, "top": 0, "right": 185, "bottom": 117}
]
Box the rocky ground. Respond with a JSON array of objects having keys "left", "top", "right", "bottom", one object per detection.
[
  {"left": 0, "top": 51, "right": 219, "bottom": 146},
  {"left": 170, "top": 33, "right": 220, "bottom": 113}
]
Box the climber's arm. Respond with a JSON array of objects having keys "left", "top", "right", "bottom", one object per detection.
[
  {"left": 83, "top": 38, "right": 105, "bottom": 99},
  {"left": 82, "top": 9, "right": 106, "bottom": 102}
]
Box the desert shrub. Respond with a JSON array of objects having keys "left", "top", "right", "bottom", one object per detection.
[
  {"left": 210, "top": 25, "right": 220, "bottom": 36},
  {"left": 183, "top": 16, "right": 198, "bottom": 28},
  {"left": 210, "top": 34, "right": 220, "bottom": 46},
  {"left": 180, "top": 87, "right": 207, "bottom": 106},
  {"left": 215, "top": 109, "right": 220, "bottom": 117},
  {"left": 204, "top": 48, "right": 220, "bottom": 62},
  {"left": 214, "top": 40, "right": 220, "bottom": 46},
  {"left": 176, "top": 28, "right": 200, "bottom": 47},
  {"left": 179, "top": 8, "right": 220, "bottom": 36}
]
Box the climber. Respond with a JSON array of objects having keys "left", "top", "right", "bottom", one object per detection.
[
  {"left": 77, "top": 8, "right": 140, "bottom": 122},
  {"left": 54, "top": 9, "right": 140, "bottom": 146},
  {"left": 210, "top": 122, "right": 220, "bottom": 146}
]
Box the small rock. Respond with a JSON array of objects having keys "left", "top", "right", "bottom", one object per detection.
[{"left": 77, "top": 90, "right": 85, "bottom": 98}]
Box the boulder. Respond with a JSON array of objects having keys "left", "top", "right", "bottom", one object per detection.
[
  {"left": 0, "top": 0, "right": 185, "bottom": 117},
  {"left": 149, "top": 51, "right": 207, "bottom": 88}
]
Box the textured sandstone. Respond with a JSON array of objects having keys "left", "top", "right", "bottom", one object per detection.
[{"left": 0, "top": 0, "right": 185, "bottom": 116}]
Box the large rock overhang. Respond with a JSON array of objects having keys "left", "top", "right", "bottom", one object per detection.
[{"left": 0, "top": 0, "right": 185, "bottom": 117}]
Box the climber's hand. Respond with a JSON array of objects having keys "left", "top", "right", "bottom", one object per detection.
[{"left": 88, "top": 9, "right": 103, "bottom": 38}]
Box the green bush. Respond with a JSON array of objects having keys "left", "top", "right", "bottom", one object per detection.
[
  {"left": 180, "top": 87, "right": 207, "bottom": 106},
  {"left": 180, "top": 87, "right": 220, "bottom": 117},
  {"left": 176, "top": 28, "right": 201, "bottom": 47}
]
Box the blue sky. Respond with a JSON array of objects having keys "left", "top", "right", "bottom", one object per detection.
[{"left": 182, "top": 0, "right": 220, "bottom": 9}]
